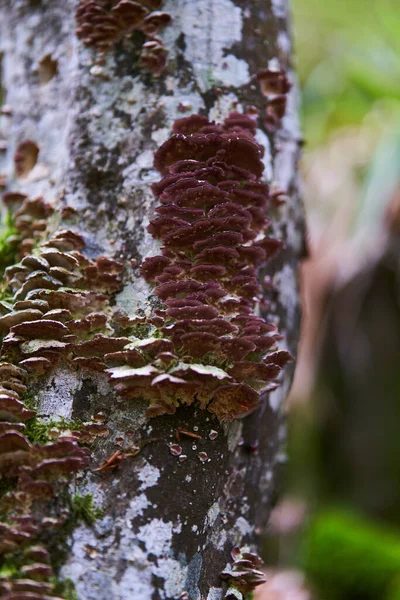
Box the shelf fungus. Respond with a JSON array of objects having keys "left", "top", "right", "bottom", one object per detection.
[
  {"left": 0, "top": 195, "right": 125, "bottom": 593},
  {"left": 0, "top": 229, "right": 124, "bottom": 371},
  {"left": 106, "top": 113, "right": 293, "bottom": 420},
  {"left": 0, "top": 361, "right": 87, "bottom": 595},
  {"left": 257, "top": 66, "right": 292, "bottom": 131},
  {"left": 75, "top": 0, "right": 171, "bottom": 75},
  {"left": 221, "top": 546, "right": 267, "bottom": 598}
]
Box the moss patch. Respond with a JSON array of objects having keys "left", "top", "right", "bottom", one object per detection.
[
  {"left": 71, "top": 493, "right": 103, "bottom": 526},
  {"left": 52, "top": 577, "right": 79, "bottom": 600},
  {"left": 0, "top": 209, "right": 19, "bottom": 277},
  {"left": 25, "top": 415, "right": 83, "bottom": 445}
]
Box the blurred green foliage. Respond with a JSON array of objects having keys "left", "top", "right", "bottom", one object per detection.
[
  {"left": 300, "top": 509, "right": 400, "bottom": 600},
  {"left": 281, "top": 5, "right": 400, "bottom": 599},
  {"left": 292, "top": 0, "right": 400, "bottom": 147}
]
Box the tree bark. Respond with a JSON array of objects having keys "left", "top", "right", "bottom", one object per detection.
[{"left": 0, "top": 1, "right": 304, "bottom": 599}]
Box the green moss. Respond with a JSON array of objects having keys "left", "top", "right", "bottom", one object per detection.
[
  {"left": 22, "top": 392, "right": 38, "bottom": 411},
  {"left": 0, "top": 285, "right": 13, "bottom": 303},
  {"left": 198, "top": 351, "right": 233, "bottom": 371},
  {"left": 0, "top": 562, "right": 20, "bottom": 579},
  {"left": 299, "top": 508, "right": 400, "bottom": 600},
  {"left": 207, "top": 66, "right": 216, "bottom": 87},
  {"left": 0, "top": 210, "right": 19, "bottom": 278},
  {"left": 52, "top": 577, "right": 79, "bottom": 600},
  {"left": 25, "top": 416, "right": 82, "bottom": 445},
  {"left": 22, "top": 389, "right": 82, "bottom": 445},
  {"left": 71, "top": 493, "right": 103, "bottom": 525},
  {"left": 25, "top": 418, "right": 51, "bottom": 445},
  {"left": 130, "top": 323, "right": 153, "bottom": 339}
]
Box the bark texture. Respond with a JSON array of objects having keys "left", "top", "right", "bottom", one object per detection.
[{"left": 0, "top": 1, "right": 304, "bottom": 598}]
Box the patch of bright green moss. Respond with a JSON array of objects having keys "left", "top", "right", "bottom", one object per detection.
[
  {"left": 52, "top": 577, "right": 79, "bottom": 600},
  {"left": 25, "top": 416, "right": 82, "bottom": 445},
  {"left": 0, "top": 562, "right": 20, "bottom": 579},
  {"left": 71, "top": 493, "right": 103, "bottom": 526},
  {"left": 299, "top": 508, "right": 400, "bottom": 600},
  {"left": 0, "top": 210, "right": 19, "bottom": 278}
]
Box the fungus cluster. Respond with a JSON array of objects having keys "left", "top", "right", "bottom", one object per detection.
[
  {"left": 0, "top": 228, "right": 123, "bottom": 372},
  {"left": 2, "top": 193, "right": 54, "bottom": 258},
  {"left": 257, "top": 66, "right": 292, "bottom": 131},
  {"left": 221, "top": 546, "right": 267, "bottom": 598},
  {"left": 75, "top": 0, "right": 171, "bottom": 75},
  {"left": 0, "top": 216, "right": 124, "bottom": 594},
  {"left": 106, "top": 113, "right": 292, "bottom": 420},
  {"left": 0, "top": 361, "right": 87, "bottom": 597}
]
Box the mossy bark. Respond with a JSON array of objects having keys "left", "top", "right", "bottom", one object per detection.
[{"left": 0, "top": 1, "right": 304, "bottom": 598}]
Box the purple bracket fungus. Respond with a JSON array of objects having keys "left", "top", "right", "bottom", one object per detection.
[
  {"left": 104, "top": 113, "right": 290, "bottom": 420},
  {"left": 75, "top": 0, "right": 172, "bottom": 74}
]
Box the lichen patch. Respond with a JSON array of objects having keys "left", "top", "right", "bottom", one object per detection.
[{"left": 177, "top": 0, "right": 249, "bottom": 92}]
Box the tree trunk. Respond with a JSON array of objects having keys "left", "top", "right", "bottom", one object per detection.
[{"left": 0, "top": 1, "right": 304, "bottom": 599}]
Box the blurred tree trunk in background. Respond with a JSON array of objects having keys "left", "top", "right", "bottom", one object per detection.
[
  {"left": 0, "top": 1, "right": 304, "bottom": 598},
  {"left": 294, "top": 218, "right": 400, "bottom": 600},
  {"left": 315, "top": 224, "right": 400, "bottom": 523}
]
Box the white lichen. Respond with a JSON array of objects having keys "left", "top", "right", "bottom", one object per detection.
[
  {"left": 273, "top": 264, "right": 298, "bottom": 333},
  {"left": 209, "top": 93, "right": 242, "bottom": 123},
  {"left": 138, "top": 462, "right": 161, "bottom": 491},
  {"left": 127, "top": 493, "right": 151, "bottom": 520},
  {"left": 271, "top": 0, "right": 287, "bottom": 18},
  {"left": 207, "top": 587, "right": 224, "bottom": 600},
  {"left": 234, "top": 516, "right": 253, "bottom": 537},
  {"left": 205, "top": 502, "right": 220, "bottom": 529},
  {"left": 153, "top": 558, "right": 188, "bottom": 598},
  {"left": 226, "top": 419, "right": 243, "bottom": 453},
  {"left": 175, "top": 0, "right": 249, "bottom": 92},
  {"left": 38, "top": 367, "right": 82, "bottom": 419}
]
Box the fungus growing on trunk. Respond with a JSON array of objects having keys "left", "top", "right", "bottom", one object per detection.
[
  {"left": 106, "top": 113, "right": 289, "bottom": 420},
  {"left": 257, "top": 66, "right": 292, "bottom": 131},
  {"left": 0, "top": 208, "right": 128, "bottom": 594},
  {"left": 221, "top": 546, "right": 267, "bottom": 597},
  {"left": 75, "top": 0, "right": 172, "bottom": 74}
]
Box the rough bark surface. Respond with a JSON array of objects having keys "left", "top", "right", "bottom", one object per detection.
[{"left": 0, "top": 1, "right": 304, "bottom": 598}]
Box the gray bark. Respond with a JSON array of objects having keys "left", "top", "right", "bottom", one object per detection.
[{"left": 0, "top": 1, "right": 304, "bottom": 598}]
